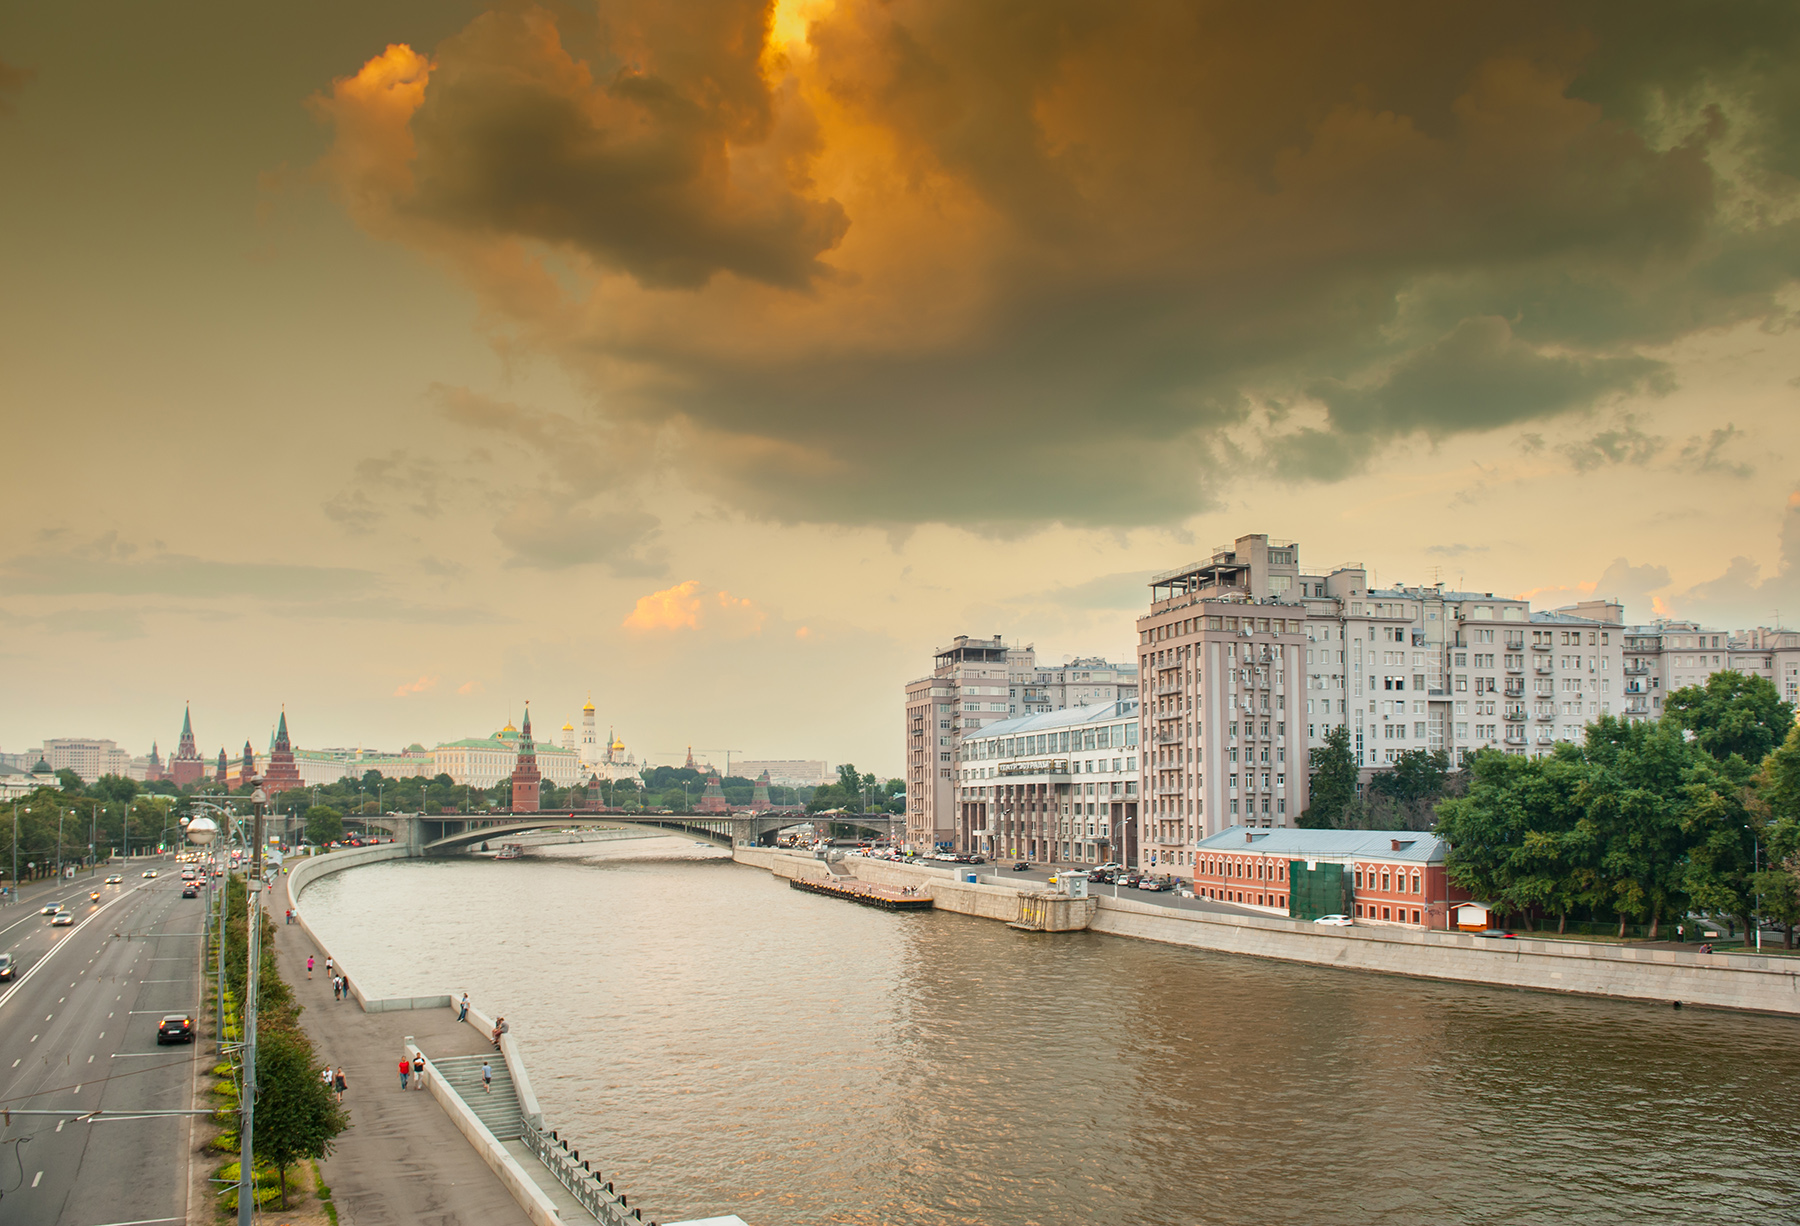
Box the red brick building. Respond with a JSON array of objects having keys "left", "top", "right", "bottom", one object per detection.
[
  {"left": 1192, "top": 827, "right": 1468, "bottom": 929},
  {"left": 168, "top": 704, "right": 206, "bottom": 788}
]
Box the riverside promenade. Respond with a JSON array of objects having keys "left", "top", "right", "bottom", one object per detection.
[{"left": 268, "top": 866, "right": 537, "bottom": 1226}]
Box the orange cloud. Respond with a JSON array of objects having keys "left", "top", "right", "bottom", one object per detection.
[
  {"left": 623, "top": 580, "right": 704, "bottom": 631},
  {"left": 394, "top": 674, "right": 438, "bottom": 696},
  {"left": 622, "top": 581, "right": 767, "bottom": 635},
  {"left": 457, "top": 680, "right": 483, "bottom": 695}
]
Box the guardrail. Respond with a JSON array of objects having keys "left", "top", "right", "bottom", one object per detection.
[{"left": 523, "top": 1119, "right": 646, "bottom": 1225}]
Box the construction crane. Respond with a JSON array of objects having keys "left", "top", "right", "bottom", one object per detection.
[{"left": 693, "top": 749, "right": 745, "bottom": 778}]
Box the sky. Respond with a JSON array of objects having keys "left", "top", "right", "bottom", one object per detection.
[{"left": 3, "top": 1, "right": 1799, "bottom": 777}]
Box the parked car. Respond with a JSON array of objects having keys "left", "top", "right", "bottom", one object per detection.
[
  {"left": 156, "top": 1014, "right": 195, "bottom": 1044},
  {"left": 51, "top": 910, "right": 74, "bottom": 926},
  {"left": 1120, "top": 873, "right": 1144, "bottom": 888},
  {"left": 1138, "top": 877, "right": 1173, "bottom": 892},
  {"left": 1475, "top": 929, "right": 1517, "bottom": 939},
  {"left": 1090, "top": 870, "right": 1113, "bottom": 884},
  {"left": 0, "top": 953, "right": 13, "bottom": 981},
  {"left": 1012, "top": 862, "right": 1031, "bottom": 871},
  {"left": 1314, "top": 914, "right": 1354, "bottom": 927},
  {"left": 1095, "top": 862, "right": 1123, "bottom": 874},
  {"left": 967, "top": 855, "right": 986, "bottom": 865}
]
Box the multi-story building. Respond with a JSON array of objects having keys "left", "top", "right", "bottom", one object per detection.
[
  {"left": 954, "top": 700, "right": 1139, "bottom": 867},
  {"left": 1136, "top": 538, "right": 1312, "bottom": 861},
  {"left": 432, "top": 719, "right": 582, "bottom": 789},
  {"left": 905, "top": 635, "right": 1018, "bottom": 851},
  {"left": 735, "top": 760, "right": 832, "bottom": 788},
  {"left": 27, "top": 738, "right": 135, "bottom": 783},
  {"left": 1013, "top": 658, "right": 1139, "bottom": 716}
]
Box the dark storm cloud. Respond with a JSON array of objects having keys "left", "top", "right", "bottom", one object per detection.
[
  {"left": 320, "top": 0, "right": 1800, "bottom": 529},
  {"left": 0, "top": 537, "right": 374, "bottom": 599},
  {"left": 408, "top": 6, "right": 846, "bottom": 289}
]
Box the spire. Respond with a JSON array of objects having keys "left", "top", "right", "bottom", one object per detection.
[
  {"left": 276, "top": 708, "right": 289, "bottom": 747},
  {"left": 181, "top": 703, "right": 192, "bottom": 738}
]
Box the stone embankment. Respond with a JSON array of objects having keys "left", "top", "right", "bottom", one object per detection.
[{"left": 733, "top": 847, "right": 1800, "bottom": 1015}]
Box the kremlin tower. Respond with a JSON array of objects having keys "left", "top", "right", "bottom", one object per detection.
[
  {"left": 508, "top": 703, "right": 541, "bottom": 812},
  {"left": 752, "top": 770, "right": 772, "bottom": 811},
  {"left": 581, "top": 696, "right": 597, "bottom": 768},
  {"left": 262, "top": 710, "right": 302, "bottom": 793},
  {"left": 169, "top": 703, "right": 205, "bottom": 787},
  {"left": 698, "top": 771, "right": 729, "bottom": 814},
  {"left": 214, "top": 748, "right": 228, "bottom": 786},
  {"left": 144, "top": 742, "right": 164, "bottom": 784}
]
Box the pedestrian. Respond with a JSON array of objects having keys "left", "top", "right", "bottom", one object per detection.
[
  {"left": 306, "top": 955, "right": 314, "bottom": 980},
  {"left": 333, "top": 1066, "right": 348, "bottom": 1104},
  {"left": 325, "top": 956, "right": 333, "bottom": 978},
  {"left": 457, "top": 992, "right": 469, "bottom": 1023},
  {"left": 321, "top": 1065, "right": 333, "bottom": 1093},
  {"left": 399, "top": 1057, "right": 410, "bottom": 1090},
  {"left": 332, "top": 976, "right": 341, "bottom": 1002},
  {"left": 481, "top": 1060, "right": 492, "bottom": 1093},
  {"left": 1677, "top": 924, "right": 1685, "bottom": 943},
  {"left": 412, "top": 1053, "right": 425, "bottom": 1090}
]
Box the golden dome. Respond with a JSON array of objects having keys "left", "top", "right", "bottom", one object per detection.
[
  {"left": 582, "top": 695, "right": 596, "bottom": 712},
  {"left": 562, "top": 721, "right": 574, "bottom": 731},
  {"left": 611, "top": 738, "right": 625, "bottom": 752},
  {"left": 500, "top": 720, "right": 516, "bottom": 734}
]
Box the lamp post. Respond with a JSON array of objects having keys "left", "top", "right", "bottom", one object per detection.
[{"left": 57, "top": 808, "right": 67, "bottom": 880}]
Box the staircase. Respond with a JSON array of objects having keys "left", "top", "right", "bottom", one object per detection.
[{"left": 431, "top": 1053, "right": 524, "bottom": 1140}]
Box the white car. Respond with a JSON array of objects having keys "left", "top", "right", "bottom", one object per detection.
[
  {"left": 40, "top": 904, "right": 61, "bottom": 916},
  {"left": 105, "top": 875, "right": 123, "bottom": 884},
  {"left": 1314, "top": 914, "right": 1354, "bottom": 927},
  {"left": 51, "top": 911, "right": 75, "bottom": 927},
  {"left": 142, "top": 870, "right": 158, "bottom": 878}
]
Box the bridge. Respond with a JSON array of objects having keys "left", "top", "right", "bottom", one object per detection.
[{"left": 359, "top": 810, "right": 903, "bottom": 855}]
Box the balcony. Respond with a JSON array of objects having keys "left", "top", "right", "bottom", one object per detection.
[
  {"left": 1504, "top": 732, "right": 1527, "bottom": 745},
  {"left": 1624, "top": 662, "right": 1651, "bottom": 676},
  {"left": 1532, "top": 641, "right": 1551, "bottom": 651},
  {"left": 1505, "top": 661, "right": 1523, "bottom": 673},
  {"left": 1536, "top": 711, "right": 1554, "bottom": 721},
  {"left": 1153, "top": 731, "right": 1183, "bottom": 745},
  {"left": 1504, "top": 684, "right": 1525, "bottom": 698},
  {"left": 1534, "top": 664, "right": 1553, "bottom": 675},
  {"left": 1505, "top": 709, "right": 1527, "bottom": 722}
]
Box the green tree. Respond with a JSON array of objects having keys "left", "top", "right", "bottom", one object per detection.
[
  {"left": 1299, "top": 725, "right": 1355, "bottom": 829},
  {"left": 304, "top": 805, "right": 344, "bottom": 845},
  {"left": 56, "top": 768, "right": 83, "bottom": 792},
  {"left": 1665, "top": 671, "right": 1795, "bottom": 767},
  {"left": 252, "top": 1027, "right": 348, "bottom": 1206}
]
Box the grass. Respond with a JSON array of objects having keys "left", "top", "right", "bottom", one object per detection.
[{"left": 314, "top": 1159, "right": 338, "bottom": 1226}]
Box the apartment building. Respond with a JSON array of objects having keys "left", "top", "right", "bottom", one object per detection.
[
  {"left": 27, "top": 738, "right": 135, "bottom": 783},
  {"left": 905, "top": 635, "right": 1141, "bottom": 853},
  {"left": 1616, "top": 620, "right": 1800, "bottom": 722},
  {"left": 1014, "top": 658, "right": 1140, "bottom": 716},
  {"left": 955, "top": 701, "right": 1139, "bottom": 866},
  {"left": 1137, "top": 537, "right": 1312, "bottom": 860}
]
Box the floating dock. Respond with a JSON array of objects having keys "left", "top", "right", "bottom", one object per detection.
[{"left": 789, "top": 877, "right": 933, "bottom": 911}]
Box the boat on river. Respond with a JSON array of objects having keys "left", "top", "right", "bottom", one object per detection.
[
  {"left": 789, "top": 877, "right": 932, "bottom": 911},
  {"left": 494, "top": 843, "right": 525, "bottom": 860}
]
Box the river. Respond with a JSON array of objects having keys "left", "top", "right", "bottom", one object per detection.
[{"left": 299, "top": 838, "right": 1800, "bottom": 1225}]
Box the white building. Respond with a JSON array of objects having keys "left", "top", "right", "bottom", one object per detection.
[
  {"left": 28, "top": 738, "right": 135, "bottom": 783},
  {"left": 957, "top": 701, "right": 1140, "bottom": 867}
]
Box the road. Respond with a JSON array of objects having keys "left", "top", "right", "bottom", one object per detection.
[
  {"left": 866, "top": 854, "right": 1274, "bottom": 920},
  {"left": 0, "top": 856, "right": 207, "bottom": 1226}
]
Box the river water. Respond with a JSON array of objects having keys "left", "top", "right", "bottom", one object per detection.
[{"left": 301, "top": 839, "right": 1800, "bottom": 1225}]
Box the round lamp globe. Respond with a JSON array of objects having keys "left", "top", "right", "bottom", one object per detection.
[{"left": 186, "top": 816, "right": 218, "bottom": 847}]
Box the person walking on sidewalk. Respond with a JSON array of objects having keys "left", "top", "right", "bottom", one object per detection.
[
  {"left": 333, "top": 1066, "right": 348, "bottom": 1104},
  {"left": 481, "top": 1060, "right": 492, "bottom": 1093},
  {"left": 399, "top": 1057, "right": 410, "bottom": 1091},
  {"left": 306, "top": 955, "right": 314, "bottom": 980},
  {"left": 332, "top": 976, "right": 341, "bottom": 1002},
  {"left": 325, "top": 955, "right": 333, "bottom": 978},
  {"left": 457, "top": 992, "right": 469, "bottom": 1023},
  {"left": 412, "top": 1053, "right": 425, "bottom": 1090}
]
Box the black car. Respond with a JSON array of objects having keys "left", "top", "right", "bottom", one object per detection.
[
  {"left": 181, "top": 885, "right": 198, "bottom": 898},
  {"left": 0, "top": 953, "right": 13, "bottom": 982},
  {"left": 1012, "top": 862, "right": 1031, "bottom": 872},
  {"left": 156, "top": 1014, "right": 194, "bottom": 1044}
]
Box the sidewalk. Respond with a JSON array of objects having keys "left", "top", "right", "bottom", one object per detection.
[{"left": 268, "top": 869, "right": 534, "bottom": 1226}]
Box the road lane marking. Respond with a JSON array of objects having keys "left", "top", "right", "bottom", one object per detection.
[
  {"left": 9, "top": 1059, "right": 16, "bottom": 1068},
  {"left": 31, "top": 1170, "right": 41, "bottom": 1187},
  {"left": 82, "top": 1218, "right": 184, "bottom": 1226},
  {"left": 30, "top": 1035, "right": 37, "bottom": 1042}
]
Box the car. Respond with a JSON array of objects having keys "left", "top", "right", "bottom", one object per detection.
[
  {"left": 51, "top": 910, "right": 74, "bottom": 926},
  {"left": 1012, "top": 862, "right": 1031, "bottom": 871},
  {"left": 181, "top": 885, "right": 199, "bottom": 899},
  {"left": 142, "top": 870, "right": 158, "bottom": 878},
  {"left": 40, "top": 904, "right": 61, "bottom": 916},
  {"left": 105, "top": 874, "right": 123, "bottom": 884},
  {"left": 967, "top": 855, "right": 986, "bottom": 865},
  {"left": 1314, "top": 914, "right": 1354, "bottom": 927},
  {"left": 0, "top": 953, "right": 13, "bottom": 981},
  {"left": 1089, "top": 870, "right": 1114, "bottom": 884},
  {"left": 156, "top": 1014, "right": 195, "bottom": 1044},
  {"left": 1138, "top": 877, "right": 1173, "bottom": 892},
  {"left": 1475, "top": 929, "right": 1517, "bottom": 939},
  {"left": 1095, "top": 862, "right": 1123, "bottom": 874}
]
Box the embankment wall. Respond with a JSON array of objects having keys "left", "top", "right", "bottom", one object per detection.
[{"left": 732, "top": 848, "right": 1800, "bottom": 1015}]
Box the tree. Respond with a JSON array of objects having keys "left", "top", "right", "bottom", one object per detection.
[
  {"left": 1299, "top": 725, "right": 1355, "bottom": 829},
  {"left": 252, "top": 1027, "right": 348, "bottom": 1207},
  {"left": 1665, "top": 671, "right": 1795, "bottom": 767},
  {"left": 56, "top": 768, "right": 83, "bottom": 792},
  {"left": 304, "top": 805, "right": 344, "bottom": 845}
]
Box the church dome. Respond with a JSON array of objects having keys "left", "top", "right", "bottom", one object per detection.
[
  {"left": 501, "top": 720, "right": 517, "bottom": 734},
  {"left": 611, "top": 737, "right": 625, "bottom": 752},
  {"left": 562, "top": 721, "right": 574, "bottom": 731},
  {"left": 583, "top": 696, "right": 596, "bottom": 712}
]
